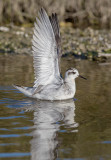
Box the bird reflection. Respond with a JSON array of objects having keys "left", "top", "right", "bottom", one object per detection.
[{"left": 22, "top": 99, "right": 78, "bottom": 160}]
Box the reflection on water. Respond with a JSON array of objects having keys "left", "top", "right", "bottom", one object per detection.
[
  {"left": 21, "top": 99, "right": 77, "bottom": 160},
  {"left": 0, "top": 55, "right": 111, "bottom": 159}
]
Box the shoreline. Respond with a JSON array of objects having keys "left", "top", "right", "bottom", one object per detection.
[{"left": 0, "top": 26, "right": 111, "bottom": 62}]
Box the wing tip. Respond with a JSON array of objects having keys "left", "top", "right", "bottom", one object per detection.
[{"left": 38, "top": 7, "right": 48, "bottom": 19}]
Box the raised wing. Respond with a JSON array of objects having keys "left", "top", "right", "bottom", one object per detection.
[
  {"left": 49, "top": 13, "right": 61, "bottom": 72},
  {"left": 32, "top": 8, "right": 62, "bottom": 90}
]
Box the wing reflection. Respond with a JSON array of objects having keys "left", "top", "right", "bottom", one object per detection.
[{"left": 22, "top": 99, "right": 78, "bottom": 160}]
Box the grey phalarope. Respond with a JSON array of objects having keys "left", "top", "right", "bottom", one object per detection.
[{"left": 13, "top": 8, "right": 86, "bottom": 100}]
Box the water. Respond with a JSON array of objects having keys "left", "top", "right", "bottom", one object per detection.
[{"left": 0, "top": 55, "right": 111, "bottom": 160}]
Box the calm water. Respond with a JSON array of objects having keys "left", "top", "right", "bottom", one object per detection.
[{"left": 0, "top": 55, "right": 111, "bottom": 160}]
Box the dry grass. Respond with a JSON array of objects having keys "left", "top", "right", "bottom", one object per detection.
[{"left": 0, "top": 0, "right": 111, "bottom": 28}]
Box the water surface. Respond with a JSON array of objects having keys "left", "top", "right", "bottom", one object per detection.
[{"left": 0, "top": 55, "right": 111, "bottom": 160}]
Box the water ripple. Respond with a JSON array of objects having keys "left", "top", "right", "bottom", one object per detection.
[
  {"left": 0, "top": 133, "right": 31, "bottom": 138},
  {"left": 0, "top": 115, "right": 25, "bottom": 119},
  {"left": 0, "top": 152, "right": 30, "bottom": 158}
]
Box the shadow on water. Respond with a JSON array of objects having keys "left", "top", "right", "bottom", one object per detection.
[{"left": 0, "top": 55, "right": 111, "bottom": 159}]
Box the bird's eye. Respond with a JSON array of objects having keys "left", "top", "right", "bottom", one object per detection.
[{"left": 68, "top": 71, "right": 76, "bottom": 75}]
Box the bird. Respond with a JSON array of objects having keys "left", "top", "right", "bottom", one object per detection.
[{"left": 13, "top": 8, "right": 87, "bottom": 101}]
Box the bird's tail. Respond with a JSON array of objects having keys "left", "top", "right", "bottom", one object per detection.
[{"left": 13, "top": 85, "right": 33, "bottom": 97}]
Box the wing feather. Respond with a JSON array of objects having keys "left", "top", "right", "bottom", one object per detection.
[
  {"left": 32, "top": 8, "right": 62, "bottom": 89},
  {"left": 49, "top": 13, "right": 61, "bottom": 73}
]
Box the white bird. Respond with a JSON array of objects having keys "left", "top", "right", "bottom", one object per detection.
[{"left": 13, "top": 8, "right": 86, "bottom": 101}]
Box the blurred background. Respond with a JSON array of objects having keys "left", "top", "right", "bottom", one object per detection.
[
  {"left": 0, "top": 0, "right": 111, "bottom": 59},
  {"left": 0, "top": 0, "right": 111, "bottom": 28}
]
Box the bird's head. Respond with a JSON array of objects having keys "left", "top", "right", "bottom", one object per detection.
[{"left": 65, "top": 68, "right": 87, "bottom": 82}]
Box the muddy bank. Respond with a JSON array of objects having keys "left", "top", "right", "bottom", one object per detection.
[{"left": 0, "top": 26, "right": 111, "bottom": 62}]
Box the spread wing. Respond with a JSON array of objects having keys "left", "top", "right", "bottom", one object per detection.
[{"left": 32, "top": 8, "right": 62, "bottom": 90}]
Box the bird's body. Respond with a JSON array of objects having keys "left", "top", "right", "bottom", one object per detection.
[
  {"left": 14, "top": 78, "right": 76, "bottom": 100},
  {"left": 14, "top": 8, "right": 86, "bottom": 100}
]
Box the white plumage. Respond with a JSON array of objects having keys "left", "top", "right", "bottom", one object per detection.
[{"left": 32, "top": 9, "right": 61, "bottom": 89}]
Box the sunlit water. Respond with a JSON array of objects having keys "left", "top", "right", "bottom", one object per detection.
[{"left": 0, "top": 55, "right": 111, "bottom": 160}]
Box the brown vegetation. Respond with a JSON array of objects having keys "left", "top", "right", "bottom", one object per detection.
[{"left": 0, "top": 0, "right": 111, "bottom": 28}]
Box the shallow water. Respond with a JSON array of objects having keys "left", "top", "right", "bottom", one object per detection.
[{"left": 0, "top": 55, "right": 111, "bottom": 160}]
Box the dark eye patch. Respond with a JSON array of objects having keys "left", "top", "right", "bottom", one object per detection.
[{"left": 68, "top": 71, "right": 76, "bottom": 75}]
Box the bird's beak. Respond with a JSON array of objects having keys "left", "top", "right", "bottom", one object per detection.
[{"left": 79, "top": 75, "right": 87, "bottom": 80}]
